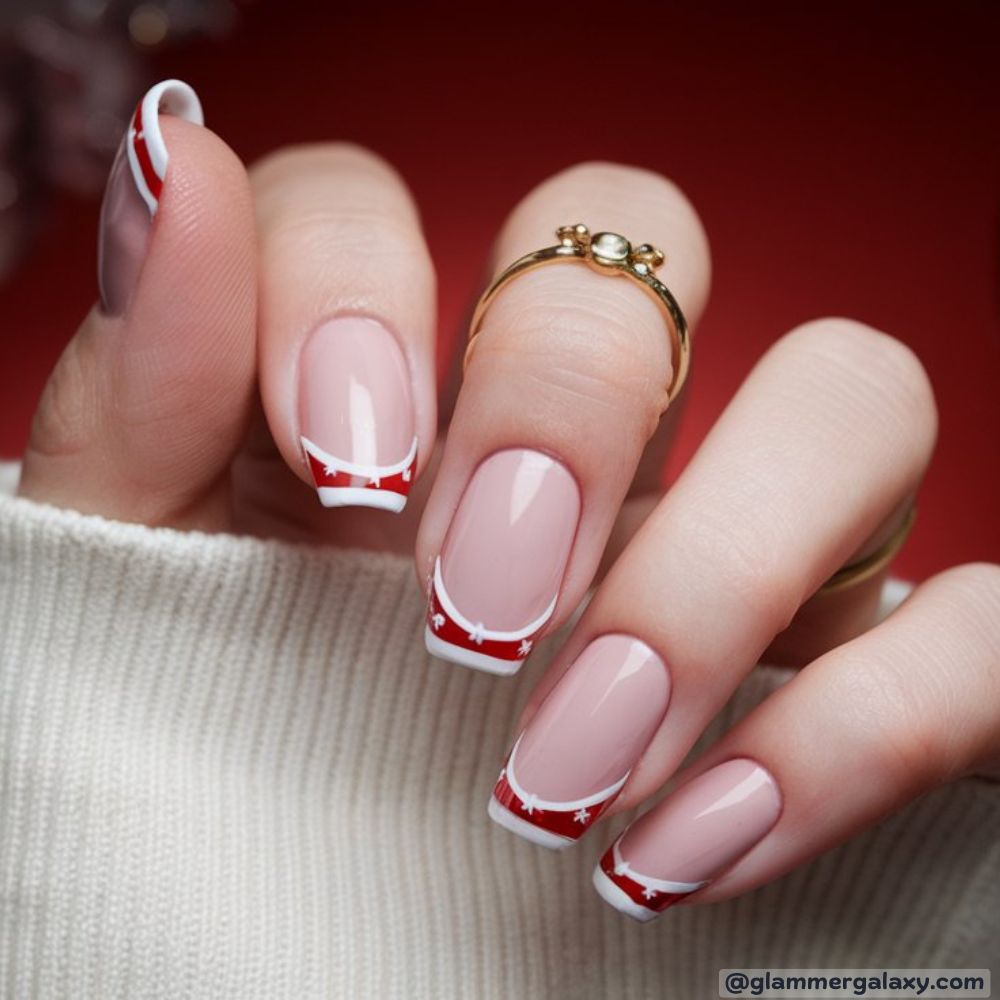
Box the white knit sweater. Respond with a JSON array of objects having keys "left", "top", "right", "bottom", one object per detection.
[{"left": 0, "top": 463, "right": 997, "bottom": 999}]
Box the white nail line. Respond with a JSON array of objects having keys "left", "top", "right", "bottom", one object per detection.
[{"left": 127, "top": 79, "right": 204, "bottom": 216}]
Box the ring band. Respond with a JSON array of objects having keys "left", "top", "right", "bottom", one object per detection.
[
  {"left": 464, "top": 224, "right": 691, "bottom": 409},
  {"left": 819, "top": 505, "right": 917, "bottom": 594}
]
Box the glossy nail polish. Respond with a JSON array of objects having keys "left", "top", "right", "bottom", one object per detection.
[
  {"left": 98, "top": 79, "right": 203, "bottom": 316},
  {"left": 299, "top": 316, "right": 417, "bottom": 512},
  {"left": 425, "top": 449, "right": 580, "bottom": 675},
  {"left": 489, "top": 635, "right": 670, "bottom": 848},
  {"left": 593, "top": 758, "right": 782, "bottom": 921}
]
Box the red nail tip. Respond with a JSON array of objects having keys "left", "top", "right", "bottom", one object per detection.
[
  {"left": 425, "top": 562, "right": 546, "bottom": 670},
  {"left": 489, "top": 748, "right": 621, "bottom": 846},
  {"left": 301, "top": 436, "right": 416, "bottom": 512},
  {"left": 598, "top": 844, "right": 692, "bottom": 915},
  {"left": 125, "top": 80, "right": 203, "bottom": 216}
]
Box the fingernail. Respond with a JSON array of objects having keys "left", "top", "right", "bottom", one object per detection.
[
  {"left": 97, "top": 79, "right": 203, "bottom": 316},
  {"left": 593, "top": 758, "right": 782, "bottom": 922},
  {"left": 425, "top": 449, "right": 580, "bottom": 675},
  {"left": 489, "top": 635, "right": 670, "bottom": 848},
  {"left": 299, "top": 316, "right": 417, "bottom": 512}
]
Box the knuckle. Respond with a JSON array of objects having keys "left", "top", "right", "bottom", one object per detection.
[
  {"left": 250, "top": 141, "right": 400, "bottom": 193},
  {"left": 475, "top": 270, "right": 671, "bottom": 432},
  {"left": 273, "top": 207, "right": 427, "bottom": 267},
  {"left": 785, "top": 318, "right": 935, "bottom": 408},
  {"left": 836, "top": 650, "right": 957, "bottom": 788},
  {"left": 836, "top": 564, "right": 1000, "bottom": 788},
  {"left": 263, "top": 207, "right": 432, "bottom": 312},
  {"left": 776, "top": 317, "right": 938, "bottom": 451},
  {"left": 251, "top": 142, "right": 425, "bottom": 262},
  {"left": 513, "top": 160, "right": 701, "bottom": 259},
  {"left": 502, "top": 161, "right": 711, "bottom": 325},
  {"left": 923, "top": 563, "right": 1000, "bottom": 673}
]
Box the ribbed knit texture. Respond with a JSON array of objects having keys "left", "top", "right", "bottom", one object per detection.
[{"left": 0, "top": 471, "right": 997, "bottom": 998}]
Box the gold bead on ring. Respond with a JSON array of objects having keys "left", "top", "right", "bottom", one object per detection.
[{"left": 464, "top": 224, "right": 690, "bottom": 410}]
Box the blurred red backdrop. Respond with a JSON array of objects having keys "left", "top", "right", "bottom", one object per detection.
[{"left": 1, "top": 2, "right": 997, "bottom": 578}]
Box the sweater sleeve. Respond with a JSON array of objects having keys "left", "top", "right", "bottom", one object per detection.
[{"left": 1, "top": 464, "right": 998, "bottom": 999}]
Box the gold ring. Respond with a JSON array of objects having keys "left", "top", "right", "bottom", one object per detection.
[
  {"left": 819, "top": 506, "right": 917, "bottom": 594},
  {"left": 464, "top": 223, "right": 690, "bottom": 410}
]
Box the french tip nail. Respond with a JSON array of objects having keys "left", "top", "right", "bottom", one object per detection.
[
  {"left": 298, "top": 317, "right": 417, "bottom": 513},
  {"left": 128, "top": 79, "right": 204, "bottom": 217},
  {"left": 485, "top": 635, "right": 669, "bottom": 849},
  {"left": 430, "top": 449, "right": 577, "bottom": 673},
  {"left": 97, "top": 79, "right": 204, "bottom": 316},
  {"left": 594, "top": 759, "right": 781, "bottom": 920}
]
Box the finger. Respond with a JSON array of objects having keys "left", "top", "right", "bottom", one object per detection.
[
  {"left": 593, "top": 562, "right": 1000, "bottom": 920},
  {"left": 489, "top": 319, "right": 936, "bottom": 847},
  {"left": 417, "top": 162, "right": 711, "bottom": 675},
  {"left": 17, "top": 81, "right": 257, "bottom": 529},
  {"left": 249, "top": 144, "right": 435, "bottom": 519}
]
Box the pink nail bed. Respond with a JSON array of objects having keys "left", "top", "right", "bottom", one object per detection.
[
  {"left": 425, "top": 449, "right": 580, "bottom": 675},
  {"left": 489, "top": 635, "right": 671, "bottom": 848},
  {"left": 299, "top": 316, "right": 417, "bottom": 512},
  {"left": 594, "top": 758, "right": 782, "bottom": 921}
]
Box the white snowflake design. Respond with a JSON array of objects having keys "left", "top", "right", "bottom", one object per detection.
[
  {"left": 430, "top": 612, "right": 446, "bottom": 631},
  {"left": 573, "top": 808, "right": 591, "bottom": 825},
  {"left": 520, "top": 794, "right": 543, "bottom": 816},
  {"left": 467, "top": 623, "right": 486, "bottom": 646},
  {"left": 323, "top": 463, "right": 338, "bottom": 477},
  {"left": 517, "top": 638, "right": 533, "bottom": 657},
  {"left": 641, "top": 887, "right": 658, "bottom": 901}
]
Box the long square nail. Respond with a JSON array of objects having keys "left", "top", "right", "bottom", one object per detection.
[
  {"left": 299, "top": 316, "right": 417, "bottom": 512},
  {"left": 425, "top": 449, "right": 579, "bottom": 675},
  {"left": 489, "top": 635, "right": 670, "bottom": 848},
  {"left": 593, "top": 758, "right": 782, "bottom": 921}
]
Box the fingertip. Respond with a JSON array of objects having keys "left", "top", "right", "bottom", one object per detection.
[
  {"left": 24, "top": 80, "right": 259, "bottom": 525},
  {"left": 248, "top": 142, "right": 435, "bottom": 520}
]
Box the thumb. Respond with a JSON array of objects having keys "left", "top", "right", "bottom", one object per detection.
[{"left": 18, "top": 80, "right": 257, "bottom": 530}]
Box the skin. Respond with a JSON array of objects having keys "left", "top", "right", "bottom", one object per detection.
[{"left": 16, "top": 118, "right": 1000, "bottom": 910}]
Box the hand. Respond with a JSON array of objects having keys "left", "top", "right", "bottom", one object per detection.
[{"left": 16, "top": 81, "right": 1000, "bottom": 921}]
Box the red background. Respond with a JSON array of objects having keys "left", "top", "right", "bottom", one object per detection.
[{"left": 1, "top": 3, "right": 997, "bottom": 578}]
